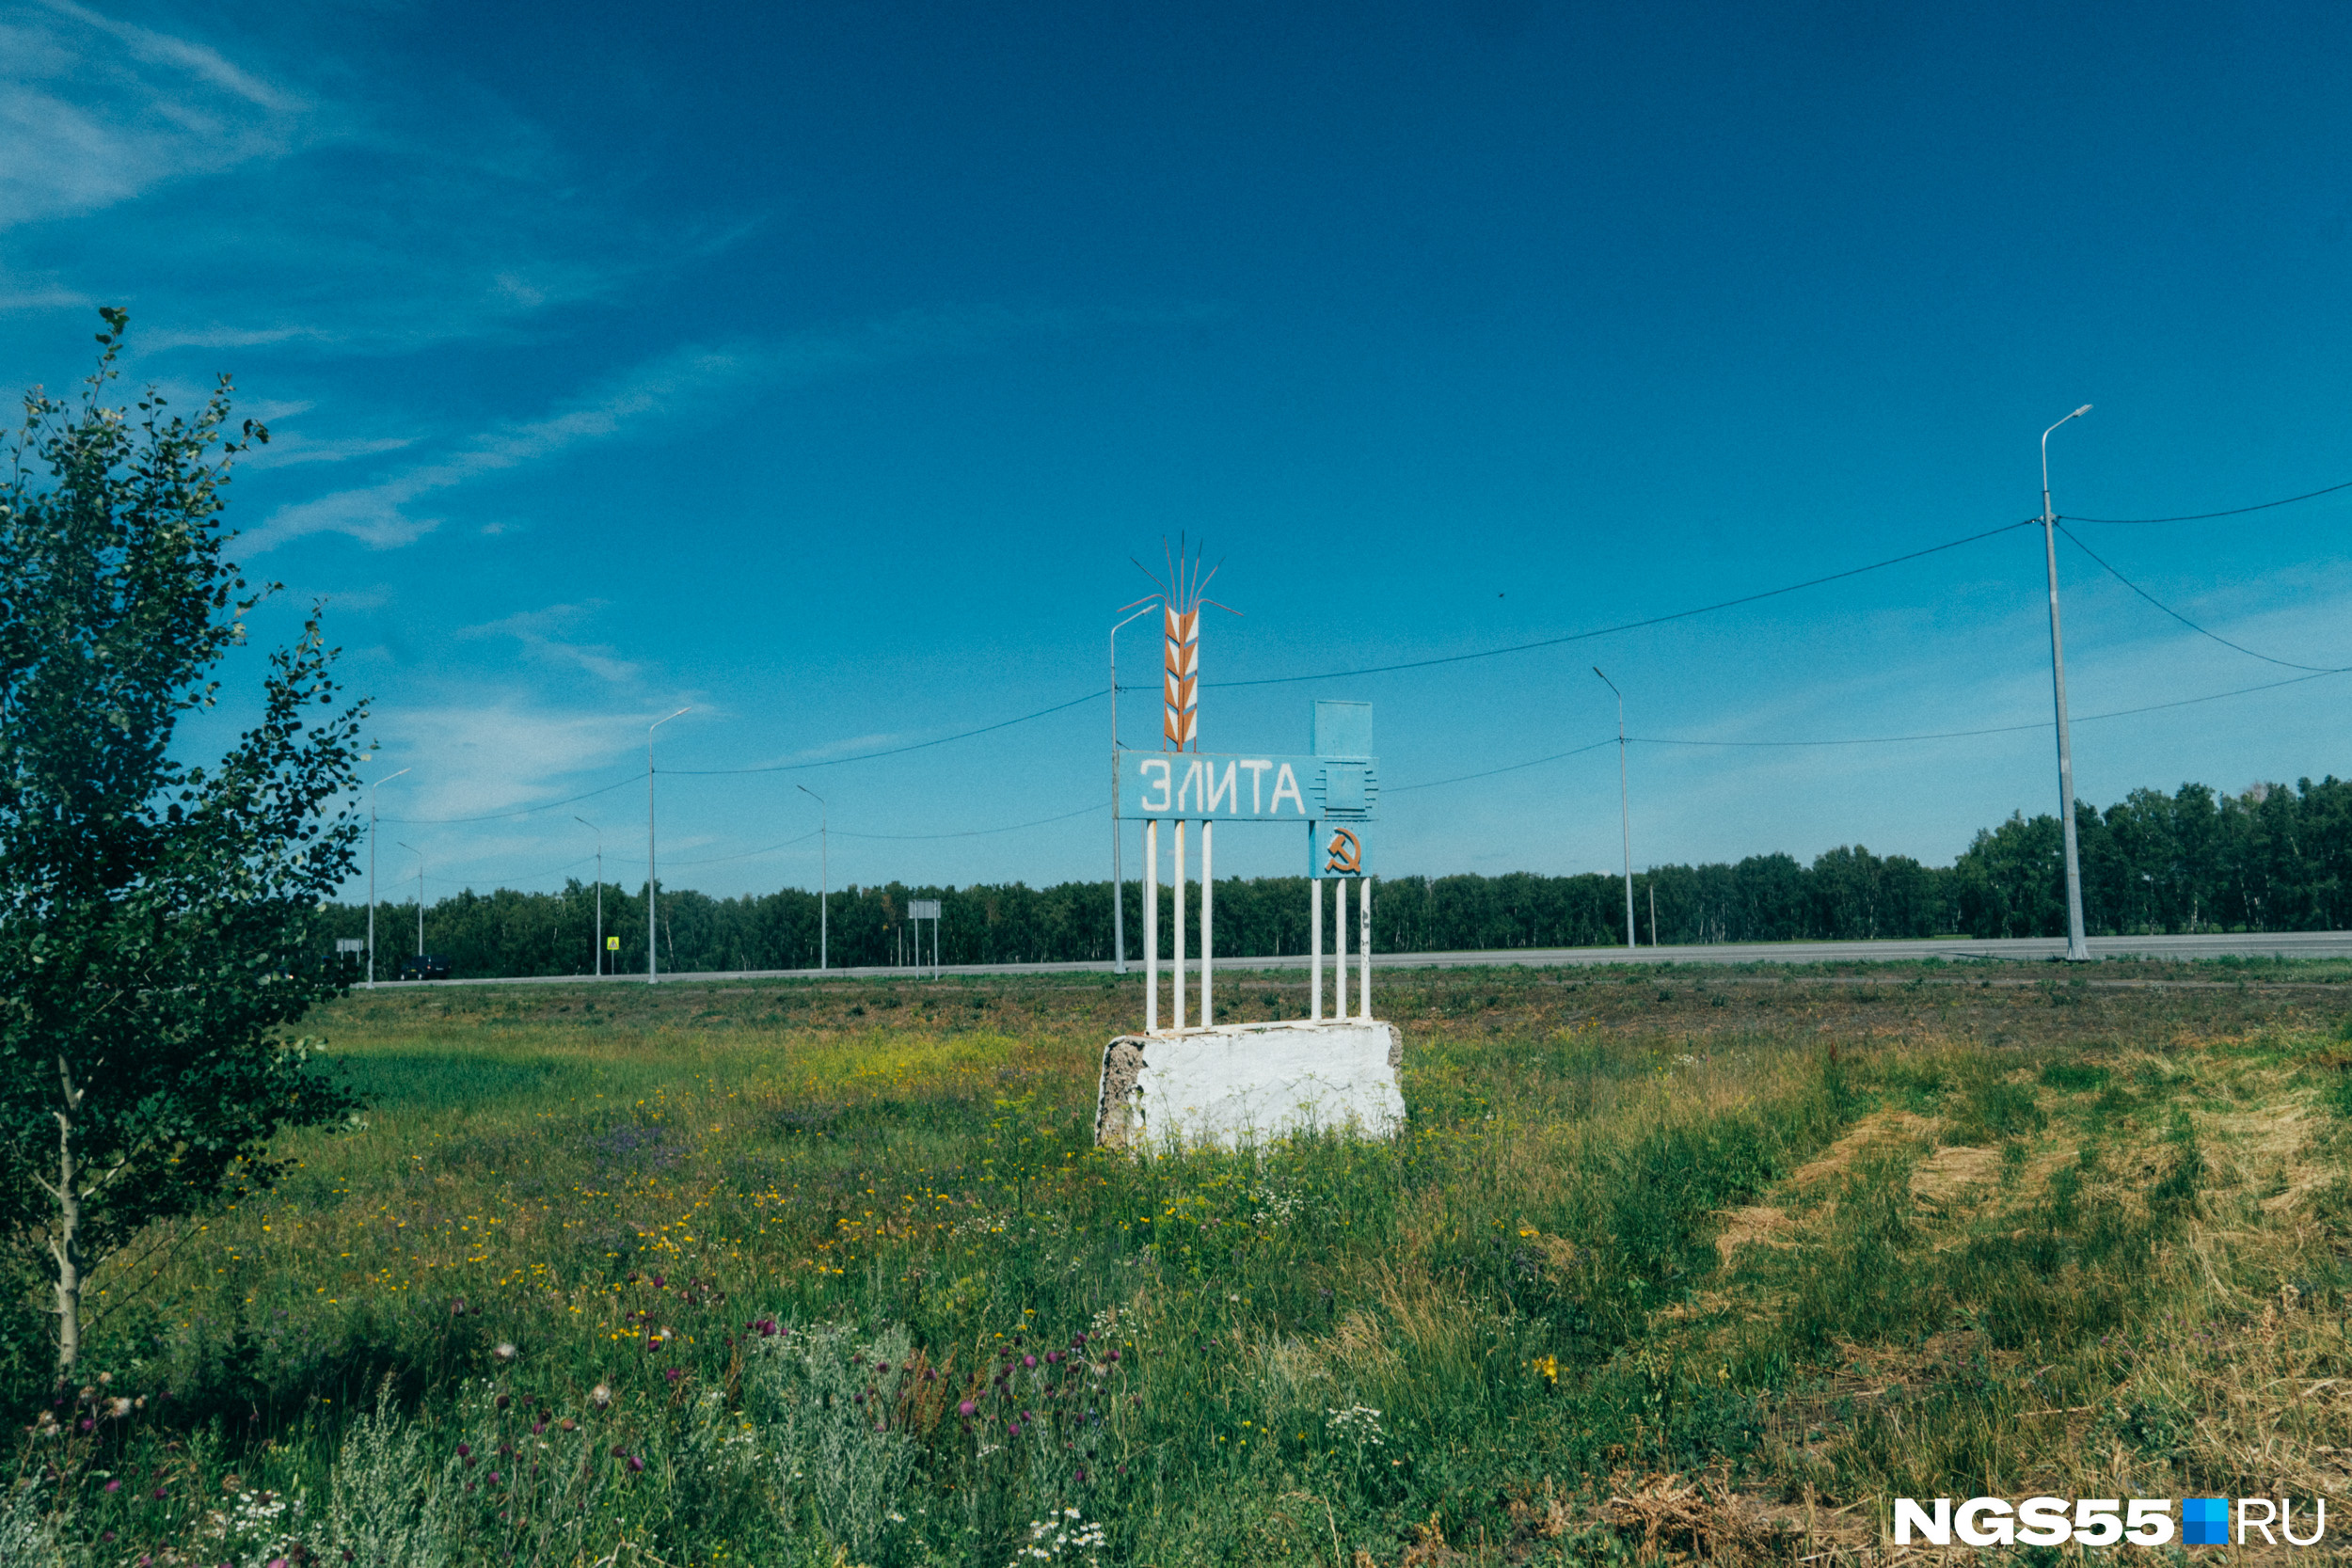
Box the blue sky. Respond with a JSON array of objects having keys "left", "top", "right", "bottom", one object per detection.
[{"left": 6, "top": 0, "right": 2349, "bottom": 899}]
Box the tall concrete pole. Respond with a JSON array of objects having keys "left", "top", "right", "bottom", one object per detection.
[
  {"left": 2041, "top": 405, "right": 2095, "bottom": 961},
  {"left": 367, "top": 767, "right": 409, "bottom": 988}
]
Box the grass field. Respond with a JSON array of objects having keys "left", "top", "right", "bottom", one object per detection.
[{"left": 13, "top": 957, "right": 2352, "bottom": 1565}]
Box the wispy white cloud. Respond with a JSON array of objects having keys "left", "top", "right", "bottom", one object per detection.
[
  {"left": 457, "top": 603, "right": 641, "bottom": 686},
  {"left": 0, "top": 5, "right": 306, "bottom": 226},
  {"left": 246, "top": 303, "right": 1151, "bottom": 552}
]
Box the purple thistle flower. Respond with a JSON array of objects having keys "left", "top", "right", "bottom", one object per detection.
[
  {"left": 651, "top": 1275, "right": 666, "bottom": 1289},
  {"left": 612, "top": 1445, "right": 628, "bottom": 1457},
  {"left": 152, "top": 1488, "right": 167, "bottom": 1500},
  {"left": 959, "top": 1400, "right": 977, "bottom": 1418},
  {"left": 456, "top": 1443, "right": 471, "bottom": 1457},
  {"left": 1009, "top": 1420, "right": 1022, "bottom": 1434},
  {"left": 1046, "top": 1351, "right": 1061, "bottom": 1364},
  {"left": 875, "top": 1360, "right": 889, "bottom": 1372},
  {"left": 923, "top": 1368, "right": 937, "bottom": 1382},
  {"left": 105, "top": 1479, "right": 121, "bottom": 1493},
  {"left": 1024, "top": 1354, "right": 1038, "bottom": 1369},
  {"left": 627, "top": 1454, "right": 644, "bottom": 1473},
  {"left": 488, "top": 1471, "right": 502, "bottom": 1484}
]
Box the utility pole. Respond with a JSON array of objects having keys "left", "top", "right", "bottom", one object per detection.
[
  {"left": 647, "top": 707, "right": 689, "bottom": 983},
  {"left": 1110, "top": 604, "right": 1153, "bottom": 974},
  {"left": 2041, "top": 405, "right": 2095, "bottom": 961},
  {"left": 396, "top": 842, "right": 422, "bottom": 960},
  {"left": 576, "top": 816, "right": 602, "bottom": 977},
  {"left": 799, "top": 784, "right": 828, "bottom": 970},
  {"left": 1593, "top": 668, "right": 1636, "bottom": 951},
  {"left": 367, "top": 767, "right": 410, "bottom": 988}
]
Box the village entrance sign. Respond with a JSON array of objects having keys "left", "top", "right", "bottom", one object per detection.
[{"left": 1093, "top": 556, "right": 1405, "bottom": 1149}]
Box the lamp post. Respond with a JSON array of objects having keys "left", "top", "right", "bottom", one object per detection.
[
  {"left": 575, "top": 816, "right": 602, "bottom": 977},
  {"left": 367, "top": 767, "right": 410, "bottom": 988},
  {"left": 1593, "top": 668, "right": 1636, "bottom": 952},
  {"left": 2041, "top": 404, "right": 2095, "bottom": 962},
  {"left": 1110, "top": 604, "right": 1154, "bottom": 974},
  {"left": 646, "top": 706, "right": 690, "bottom": 984},
  {"left": 396, "top": 842, "right": 423, "bottom": 964},
  {"left": 798, "top": 784, "right": 827, "bottom": 970}
]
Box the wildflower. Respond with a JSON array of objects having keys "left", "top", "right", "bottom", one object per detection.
[
  {"left": 1024, "top": 1354, "right": 1038, "bottom": 1369},
  {"left": 457, "top": 1443, "right": 472, "bottom": 1457},
  {"left": 664, "top": 1368, "right": 682, "bottom": 1384},
  {"left": 496, "top": 1394, "right": 511, "bottom": 1410},
  {"left": 876, "top": 1360, "right": 890, "bottom": 1372},
  {"left": 923, "top": 1368, "right": 937, "bottom": 1382},
  {"left": 105, "top": 1397, "right": 132, "bottom": 1418},
  {"left": 560, "top": 1418, "right": 578, "bottom": 1432},
  {"left": 451, "top": 1298, "right": 468, "bottom": 1315},
  {"left": 651, "top": 1275, "right": 666, "bottom": 1288},
  {"left": 1046, "top": 1351, "right": 1061, "bottom": 1364},
  {"left": 1105, "top": 1351, "right": 1120, "bottom": 1363},
  {"left": 959, "top": 1401, "right": 977, "bottom": 1418},
  {"left": 105, "top": 1479, "right": 121, "bottom": 1493},
  {"left": 627, "top": 1454, "right": 645, "bottom": 1473},
  {"left": 495, "top": 1341, "right": 517, "bottom": 1361},
  {"left": 612, "top": 1445, "right": 628, "bottom": 1457},
  {"left": 591, "top": 1384, "right": 612, "bottom": 1409},
  {"left": 1009, "top": 1421, "right": 1022, "bottom": 1435},
  {"left": 152, "top": 1488, "right": 167, "bottom": 1500},
  {"left": 488, "top": 1471, "right": 502, "bottom": 1484}
]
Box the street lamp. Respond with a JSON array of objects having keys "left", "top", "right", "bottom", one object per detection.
[
  {"left": 367, "top": 767, "right": 410, "bottom": 988},
  {"left": 575, "top": 816, "right": 603, "bottom": 978},
  {"left": 2041, "top": 404, "right": 2095, "bottom": 962},
  {"left": 798, "top": 784, "right": 827, "bottom": 970},
  {"left": 646, "top": 706, "right": 690, "bottom": 984},
  {"left": 396, "top": 841, "right": 423, "bottom": 965},
  {"left": 1109, "top": 604, "right": 1155, "bottom": 974},
  {"left": 1593, "top": 668, "right": 1635, "bottom": 952}
]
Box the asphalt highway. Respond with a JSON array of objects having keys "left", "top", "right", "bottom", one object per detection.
[{"left": 395, "top": 928, "right": 2352, "bottom": 989}]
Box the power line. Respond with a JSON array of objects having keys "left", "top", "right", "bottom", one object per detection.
[
  {"left": 2058, "top": 524, "right": 2346, "bottom": 673},
  {"left": 1387, "top": 738, "right": 1617, "bottom": 792},
  {"left": 666, "top": 830, "right": 822, "bottom": 868},
  {"left": 2063, "top": 474, "right": 2352, "bottom": 525},
  {"left": 837, "top": 804, "right": 1100, "bottom": 841},
  {"left": 380, "top": 772, "right": 638, "bottom": 826},
  {"left": 1204, "top": 518, "right": 2040, "bottom": 689},
  {"left": 670, "top": 690, "right": 1104, "bottom": 776}
]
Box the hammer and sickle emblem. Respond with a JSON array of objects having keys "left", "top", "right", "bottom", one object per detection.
[{"left": 1324, "top": 827, "right": 1361, "bottom": 876}]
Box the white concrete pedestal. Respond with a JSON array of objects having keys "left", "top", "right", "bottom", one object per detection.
[{"left": 1094, "top": 1019, "right": 1405, "bottom": 1150}]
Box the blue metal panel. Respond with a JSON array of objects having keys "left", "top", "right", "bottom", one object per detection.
[
  {"left": 1312, "top": 700, "right": 1373, "bottom": 758},
  {"left": 1309, "top": 822, "right": 1372, "bottom": 876}
]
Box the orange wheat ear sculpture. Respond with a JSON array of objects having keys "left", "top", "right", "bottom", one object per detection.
[
  {"left": 1163, "top": 602, "right": 1199, "bottom": 748},
  {"left": 1126, "top": 534, "right": 1236, "bottom": 755}
]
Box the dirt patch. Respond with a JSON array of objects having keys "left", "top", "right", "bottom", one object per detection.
[
  {"left": 1790, "top": 1110, "right": 1933, "bottom": 1187},
  {"left": 1591, "top": 1471, "right": 1858, "bottom": 1561},
  {"left": 1911, "top": 1144, "right": 2001, "bottom": 1203},
  {"left": 1715, "top": 1206, "right": 1796, "bottom": 1264}
]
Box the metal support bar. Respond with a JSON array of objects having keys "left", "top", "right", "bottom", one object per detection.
[
  {"left": 1332, "top": 876, "right": 1346, "bottom": 1014},
  {"left": 1200, "top": 820, "right": 1214, "bottom": 1028},
  {"left": 1173, "top": 821, "right": 1187, "bottom": 1032},
  {"left": 1309, "top": 874, "right": 1323, "bottom": 1022},
  {"left": 1144, "top": 820, "right": 1159, "bottom": 1033}
]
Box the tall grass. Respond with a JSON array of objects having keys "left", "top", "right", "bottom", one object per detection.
[{"left": 9, "top": 965, "right": 2352, "bottom": 1564}]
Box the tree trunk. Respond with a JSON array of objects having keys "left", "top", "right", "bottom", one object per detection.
[{"left": 51, "top": 1056, "right": 86, "bottom": 1377}]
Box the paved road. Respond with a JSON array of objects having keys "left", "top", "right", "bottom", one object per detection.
[{"left": 390, "top": 929, "right": 2352, "bottom": 989}]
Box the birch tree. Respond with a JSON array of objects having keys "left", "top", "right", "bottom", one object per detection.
[{"left": 0, "top": 311, "right": 365, "bottom": 1375}]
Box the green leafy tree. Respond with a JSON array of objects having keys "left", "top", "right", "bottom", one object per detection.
[{"left": 0, "top": 311, "right": 367, "bottom": 1375}]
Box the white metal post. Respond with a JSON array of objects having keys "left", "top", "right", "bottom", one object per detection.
[
  {"left": 2042, "top": 405, "right": 2095, "bottom": 961},
  {"left": 1200, "top": 820, "right": 1214, "bottom": 1026},
  {"left": 1144, "top": 820, "right": 1159, "bottom": 1033},
  {"left": 1332, "top": 876, "right": 1346, "bottom": 1012},
  {"left": 1173, "top": 821, "right": 1187, "bottom": 1031},
  {"left": 1359, "top": 877, "right": 1372, "bottom": 1021},
  {"left": 1309, "top": 874, "right": 1323, "bottom": 1022}
]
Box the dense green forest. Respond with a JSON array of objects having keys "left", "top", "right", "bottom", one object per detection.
[{"left": 317, "top": 775, "right": 2352, "bottom": 977}]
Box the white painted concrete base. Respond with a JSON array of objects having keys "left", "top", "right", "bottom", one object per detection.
[{"left": 1094, "top": 1020, "right": 1406, "bottom": 1150}]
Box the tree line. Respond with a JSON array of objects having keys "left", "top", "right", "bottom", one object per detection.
[{"left": 317, "top": 775, "right": 2352, "bottom": 977}]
